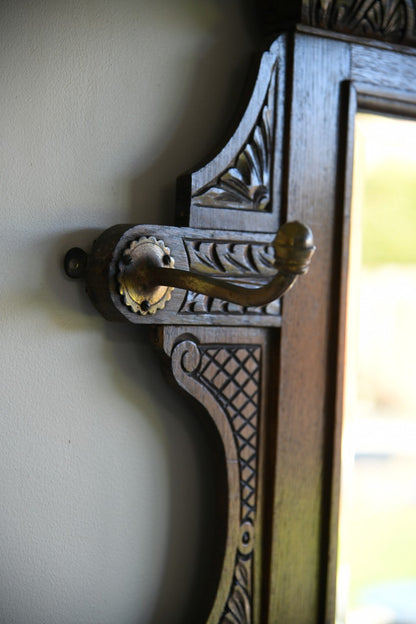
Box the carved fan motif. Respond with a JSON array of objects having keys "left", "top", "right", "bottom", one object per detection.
[
  {"left": 192, "top": 67, "right": 276, "bottom": 212},
  {"left": 307, "top": 0, "right": 413, "bottom": 41}
]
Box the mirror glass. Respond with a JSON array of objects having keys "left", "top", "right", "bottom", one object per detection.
[{"left": 336, "top": 113, "right": 416, "bottom": 624}]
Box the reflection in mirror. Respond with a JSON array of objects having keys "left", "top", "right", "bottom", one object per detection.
[{"left": 336, "top": 114, "right": 416, "bottom": 624}]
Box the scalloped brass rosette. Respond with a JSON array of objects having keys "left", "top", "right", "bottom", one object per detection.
[{"left": 117, "top": 236, "right": 174, "bottom": 315}]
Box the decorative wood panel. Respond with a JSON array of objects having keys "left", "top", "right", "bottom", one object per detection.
[
  {"left": 257, "top": 0, "right": 416, "bottom": 45},
  {"left": 177, "top": 38, "right": 287, "bottom": 233},
  {"left": 180, "top": 238, "right": 280, "bottom": 317},
  {"left": 191, "top": 69, "right": 275, "bottom": 214},
  {"left": 305, "top": 0, "right": 415, "bottom": 42}
]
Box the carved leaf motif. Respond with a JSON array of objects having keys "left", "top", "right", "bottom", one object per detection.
[
  {"left": 180, "top": 239, "right": 280, "bottom": 316},
  {"left": 179, "top": 290, "right": 281, "bottom": 316},
  {"left": 221, "top": 556, "right": 252, "bottom": 624},
  {"left": 184, "top": 239, "right": 276, "bottom": 276},
  {"left": 309, "top": 0, "right": 411, "bottom": 41},
  {"left": 192, "top": 67, "right": 275, "bottom": 212}
]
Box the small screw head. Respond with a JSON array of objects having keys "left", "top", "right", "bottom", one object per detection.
[
  {"left": 162, "top": 254, "right": 171, "bottom": 266},
  {"left": 64, "top": 247, "right": 88, "bottom": 279},
  {"left": 140, "top": 300, "right": 151, "bottom": 312}
]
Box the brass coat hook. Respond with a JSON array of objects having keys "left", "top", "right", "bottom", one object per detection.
[{"left": 64, "top": 220, "right": 315, "bottom": 319}]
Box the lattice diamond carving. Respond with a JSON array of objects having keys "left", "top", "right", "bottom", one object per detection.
[{"left": 194, "top": 345, "right": 261, "bottom": 524}]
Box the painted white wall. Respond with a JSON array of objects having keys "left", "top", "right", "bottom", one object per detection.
[{"left": 0, "top": 2, "right": 253, "bottom": 622}]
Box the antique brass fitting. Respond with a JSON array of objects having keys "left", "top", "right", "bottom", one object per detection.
[{"left": 64, "top": 221, "right": 315, "bottom": 317}]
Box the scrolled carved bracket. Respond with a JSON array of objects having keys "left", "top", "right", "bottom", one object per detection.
[{"left": 160, "top": 327, "right": 270, "bottom": 624}]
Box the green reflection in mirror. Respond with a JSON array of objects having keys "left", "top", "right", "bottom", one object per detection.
[{"left": 336, "top": 113, "right": 416, "bottom": 624}]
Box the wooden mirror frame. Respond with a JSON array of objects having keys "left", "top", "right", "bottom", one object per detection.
[{"left": 67, "top": 2, "right": 416, "bottom": 622}]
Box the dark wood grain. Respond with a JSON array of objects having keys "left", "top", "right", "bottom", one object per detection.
[{"left": 263, "top": 34, "right": 351, "bottom": 624}]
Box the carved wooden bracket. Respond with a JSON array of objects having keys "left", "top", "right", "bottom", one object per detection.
[{"left": 159, "top": 326, "right": 270, "bottom": 623}]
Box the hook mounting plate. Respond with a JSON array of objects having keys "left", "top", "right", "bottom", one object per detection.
[{"left": 117, "top": 236, "right": 175, "bottom": 315}]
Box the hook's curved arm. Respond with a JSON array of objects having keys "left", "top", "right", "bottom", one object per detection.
[{"left": 139, "top": 221, "right": 315, "bottom": 308}]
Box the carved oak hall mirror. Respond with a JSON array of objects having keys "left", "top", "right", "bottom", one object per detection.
[{"left": 64, "top": 2, "right": 416, "bottom": 623}]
